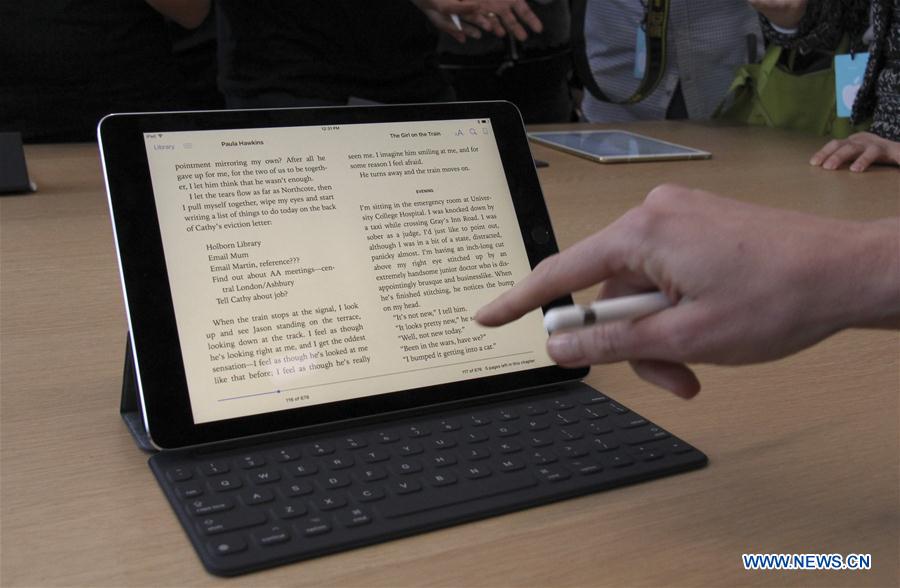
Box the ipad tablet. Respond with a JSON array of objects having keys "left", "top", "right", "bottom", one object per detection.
[
  {"left": 99, "top": 102, "right": 586, "bottom": 449},
  {"left": 528, "top": 130, "right": 711, "bottom": 163}
]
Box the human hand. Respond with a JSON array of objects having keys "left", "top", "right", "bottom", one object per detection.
[
  {"left": 476, "top": 185, "right": 899, "bottom": 398},
  {"left": 747, "top": 0, "right": 808, "bottom": 30},
  {"left": 810, "top": 132, "right": 900, "bottom": 172},
  {"left": 478, "top": 0, "right": 544, "bottom": 41}
]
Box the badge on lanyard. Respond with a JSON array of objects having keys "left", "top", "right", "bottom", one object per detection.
[
  {"left": 634, "top": 26, "right": 648, "bottom": 79},
  {"left": 834, "top": 52, "right": 869, "bottom": 118}
]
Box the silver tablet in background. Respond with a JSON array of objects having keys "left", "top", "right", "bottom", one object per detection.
[{"left": 528, "top": 130, "right": 711, "bottom": 163}]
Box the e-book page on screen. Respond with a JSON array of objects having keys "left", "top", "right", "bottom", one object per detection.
[{"left": 142, "top": 119, "right": 553, "bottom": 424}]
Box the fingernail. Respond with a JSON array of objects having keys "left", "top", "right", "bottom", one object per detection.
[{"left": 850, "top": 164, "right": 861, "bottom": 172}]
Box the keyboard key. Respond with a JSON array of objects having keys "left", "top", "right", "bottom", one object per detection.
[
  {"left": 551, "top": 399, "right": 574, "bottom": 411},
  {"left": 613, "top": 416, "right": 649, "bottom": 429},
  {"left": 237, "top": 454, "right": 266, "bottom": 469},
  {"left": 325, "top": 455, "right": 355, "bottom": 470},
  {"left": 336, "top": 507, "right": 372, "bottom": 528},
  {"left": 620, "top": 426, "right": 669, "bottom": 445},
  {"left": 177, "top": 482, "right": 204, "bottom": 498},
  {"left": 249, "top": 468, "right": 281, "bottom": 484},
  {"left": 288, "top": 462, "right": 318, "bottom": 477},
  {"left": 200, "top": 460, "right": 230, "bottom": 476},
  {"left": 198, "top": 509, "right": 266, "bottom": 535},
  {"left": 320, "top": 473, "right": 351, "bottom": 489},
  {"left": 580, "top": 393, "right": 610, "bottom": 405},
  {"left": 359, "top": 466, "right": 387, "bottom": 482},
  {"left": 464, "top": 447, "right": 491, "bottom": 461},
  {"left": 664, "top": 439, "right": 693, "bottom": 454},
  {"left": 340, "top": 436, "right": 367, "bottom": 450},
  {"left": 431, "top": 436, "right": 457, "bottom": 450},
  {"left": 315, "top": 494, "right": 347, "bottom": 511},
  {"left": 427, "top": 471, "right": 457, "bottom": 487},
  {"left": 273, "top": 447, "right": 303, "bottom": 462},
  {"left": 558, "top": 444, "right": 589, "bottom": 459},
  {"left": 436, "top": 419, "right": 461, "bottom": 432},
  {"left": 463, "top": 465, "right": 492, "bottom": 480},
  {"left": 525, "top": 418, "right": 550, "bottom": 431},
  {"left": 281, "top": 481, "right": 313, "bottom": 497},
  {"left": 536, "top": 466, "right": 571, "bottom": 482},
  {"left": 297, "top": 516, "right": 332, "bottom": 537},
  {"left": 273, "top": 501, "right": 308, "bottom": 519},
  {"left": 529, "top": 450, "right": 558, "bottom": 465},
  {"left": 380, "top": 472, "right": 537, "bottom": 519},
  {"left": 528, "top": 435, "right": 553, "bottom": 447},
  {"left": 469, "top": 414, "right": 492, "bottom": 427},
  {"left": 391, "top": 479, "right": 422, "bottom": 495},
  {"left": 523, "top": 403, "right": 548, "bottom": 416},
  {"left": 392, "top": 460, "right": 423, "bottom": 475},
  {"left": 210, "top": 475, "right": 243, "bottom": 492},
  {"left": 397, "top": 442, "right": 423, "bottom": 456},
  {"left": 464, "top": 431, "right": 489, "bottom": 444},
  {"left": 499, "top": 457, "right": 526, "bottom": 472},
  {"left": 253, "top": 524, "right": 291, "bottom": 547},
  {"left": 590, "top": 437, "right": 620, "bottom": 452},
  {"left": 608, "top": 402, "right": 629, "bottom": 415},
  {"left": 497, "top": 441, "right": 522, "bottom": 454},
  {"left": 167, "top": 466, "right": 193, "bottom": 482},
  {"left": 588, "top": 421, "right": 614, "bottom": 435},
  {"left": 604, "top": 453, "right": 635, "bottom": 468},
  {"left": 558, "top": 427, "right": 584, "bottom": 441},
  {"left": 569, "top": 460, "right": 603, "bottom": 476},
  {"left": 189, "top": 497, "right": 235, "bottom": 515},
  {"left": 496, "top": 408, "right": 519, "bottom": 421},
  {"left": 582, "top": 407, "right": 607, "bottom": 420},
  {"left": 361, "top": 449, "right": 390, "bottom": 463},
  {"left": 406, "top": 425, "right": 430, "bottom": 438},
  {"left": 241, "top": 488, "right": 274, "bottom": 506},
  {"left": 430, "top": 454, "right": 457, "bottom": 468},
  {"left": 207, "top": 536, "right": 247, "bottom": 557},
  {"left": 494, "top": 424, "right": 519, "bottom": 437},
  {"left": 310, "top": 441, "right": 335, "bottom": 456},
  {"left": 376, "top": 431, "right": 400, "bottom": 444},
  {"left": 350, "top": 486, "right": 385, "bottom": 503}
]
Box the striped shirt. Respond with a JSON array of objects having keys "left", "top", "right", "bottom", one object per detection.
[{"left": 581, "top": 0, "right": 762, "bottom": 122}]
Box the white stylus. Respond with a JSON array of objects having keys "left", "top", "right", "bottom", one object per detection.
[
  {"left": 450, "top": 14, "right": 463, "bottom": 30},
  {"left": 543, "top": 292, "right": 672, "bottom": 333}
]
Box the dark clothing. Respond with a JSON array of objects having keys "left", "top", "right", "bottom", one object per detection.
[
  {"left": 0, "top": 0, "right": 192, "bottom": 143},
  {"left": 216, "top": 1, "right": 450, "bottom": 104},
  {"left": 438, "top": 0, "right": 573, "bottom": 123},
  {"left": 762, "top": 0, "right": 900, "bottom": 140}
]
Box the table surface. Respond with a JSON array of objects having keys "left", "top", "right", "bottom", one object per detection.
[{"left": 1, "top": 121, "right": 898, "bottom": 587}]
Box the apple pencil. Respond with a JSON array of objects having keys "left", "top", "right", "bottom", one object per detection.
[
  {"left": 543, "top": 292, "right": 671, "bottom": 333},
  {"left": 450, "top": 14, "right": 463, "bottom": 31}
]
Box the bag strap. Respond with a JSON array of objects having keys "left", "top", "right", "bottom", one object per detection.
[{"left": 571, "top": 0, "right": 670, "bottom": 104}]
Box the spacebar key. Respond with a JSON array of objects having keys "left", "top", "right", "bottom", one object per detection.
[{"left": 380, "top": 473, "right": 538, "bottom": 519}]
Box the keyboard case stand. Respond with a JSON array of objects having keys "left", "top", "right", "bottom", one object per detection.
[{"left": 121, "top": 333, "right": 156, "bottom": 452}]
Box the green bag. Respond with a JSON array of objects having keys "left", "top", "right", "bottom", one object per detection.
[{"left": 715, "top": 38, "right": 869, "bottom": 139}]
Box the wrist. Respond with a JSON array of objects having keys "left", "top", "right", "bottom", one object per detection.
[{"left": 830, "top": 220, "right": 900, "bottom": 330}]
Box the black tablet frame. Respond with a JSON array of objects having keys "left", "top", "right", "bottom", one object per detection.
[{"left": 99, "top": 101, "right": 587, "bottom": 449}]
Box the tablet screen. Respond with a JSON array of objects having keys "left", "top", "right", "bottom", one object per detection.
[
  {"left": 141, "top": 118, "right": 554, "bottom": 424},
  {"left": 529, "top": 130, "right": 708, "bottom": 161}
]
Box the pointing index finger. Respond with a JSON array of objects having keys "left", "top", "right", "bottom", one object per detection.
[{"left": 475, "top": 225, "right": 628, "bottom": 326}]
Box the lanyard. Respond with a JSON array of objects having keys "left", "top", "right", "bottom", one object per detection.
[{"left": 572, "top": 0, "right": 671, "bottom": 104}]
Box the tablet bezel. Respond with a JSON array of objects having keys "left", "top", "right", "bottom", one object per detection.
[
  {"left": 528, "top": 130, "right": 711, "bottom": 163},
  {"left": 99, "top": 102, "right": 587, "bottom": 449}
]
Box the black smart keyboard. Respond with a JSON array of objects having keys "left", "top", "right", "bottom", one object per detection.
[{"left": 150, "top": 383, "right": 707, "bottom": 575}]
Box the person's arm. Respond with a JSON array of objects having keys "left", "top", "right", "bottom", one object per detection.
[
  {"left": 476, "top": 185, "right": 900, "bottom": 398},
  {"left": 145, "top": 0, "right": 210, "bottom": 29}
]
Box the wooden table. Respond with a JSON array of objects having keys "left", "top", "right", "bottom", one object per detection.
[{"left": 2, "top": 122, "right": 897, "bottom": 587}]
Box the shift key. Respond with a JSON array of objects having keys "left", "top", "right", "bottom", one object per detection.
[{"left": 199, "top": 509, "right": 267, "bottom": 535}]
